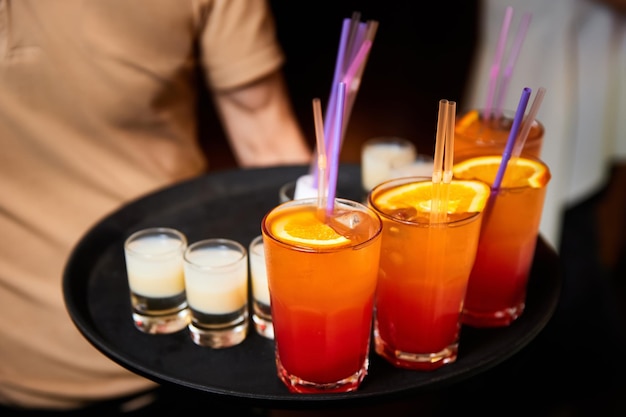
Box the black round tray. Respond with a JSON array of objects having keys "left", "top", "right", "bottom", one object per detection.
[{"left": 63, "top": 164, "right": 561, "bottom": 409}]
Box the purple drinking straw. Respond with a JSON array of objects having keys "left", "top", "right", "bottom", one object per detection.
[
  {"left": 492, "top": 87, "right": 532, "bottom": 191},
  {"left": 343, "top": 12, "right": 363, "bottom": 74},
  {"left": 311, "top": 18, "right": 350, "bottom": 187},
  {"left": 494, "top": 12, "right": 532, "bottom": 120},
  {"left": 346, "top": 22, "right": 367, "bottom": 68},
  {"left": 484, "top": 6, "right": 513, "bottom": 121},
  {"left": 340, "top": 39, "right": 372, "bottom": 140},
  {"left": 326, "top": 82, "right": 346, "bottom": 215}
]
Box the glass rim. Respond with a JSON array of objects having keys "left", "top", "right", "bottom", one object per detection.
[
  {"left": 368, "top": 176, "right": 485, "bottom": 227},
  {"left": 451, "top": 154, "right": 551, "bottom": 191},
  {"left": 184, "top": 238, "right": 247, "bottom": 270},
  {"left": 124, "top": 227, "right": 187, "bottom": 258},
  {"left": 261, "top": 197, "right": 382, "bottom": 253}
]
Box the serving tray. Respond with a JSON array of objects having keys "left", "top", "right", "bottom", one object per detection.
[{"left": 63, "top": 164, "right": 561, "bottom": 409}]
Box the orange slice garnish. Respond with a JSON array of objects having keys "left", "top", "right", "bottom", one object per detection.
[
  {"left": 452, "top": 155, "right": 550, "bottom": 188},
  {"left": 373, "top": 180, "right": 490, "bottom": 215},
  {"left": 270, "top": 206, "right": 350, "bottom": 247}
]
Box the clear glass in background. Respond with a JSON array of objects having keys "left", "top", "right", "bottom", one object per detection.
[
  {"left": 248, "top": 235, "right": 273, "bottom": 339},
  {"left": 261, "top": 198, "right": 382, "bottom": 393},
  {"left": 123, "top": 227, "right": 190, "bottom": 334},
  {"left": 361, "top": 136, "right": 417, "bottom": 192},
  {"left": 454, "top": 109, "right": 544, "bottom": 158},
  {"left": 279, "top": 174, "right": 318, "bottom": 203},
  {"left": 454, "top": 154, "right": 551, "bottom": 327},
  {"left": 368, "top": 177, "right": 485, "bottom": 371},
  {"left": 278, "top": 180, "right": 296, "bottom": 203},
  {"left": 183, "top": 238, "right": 249, "bottom": 348},
  {"left": 388, "top": 154, "right": 435, "bottom": 179}
]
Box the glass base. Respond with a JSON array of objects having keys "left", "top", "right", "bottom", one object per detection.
[
  {"left": 132, "top": 308, "right": 190, "bottom": 335},
  {"left": 275, "top": 354, "right": 368, "bottom": 394},
  {"left": 462, "top": 302, "right": 525, "bottom": 328},
  {"left": 188, "top": 319, "right": 248, "bottom": 348},
  {"left": 374, "top": 336, "right": 458, "bottom": 371},
  {"left": 252, "top": 314, "right": 274, "bottom": 340},
  {"left": 252, "top": 301, "right": 274, "bottom": 340}
]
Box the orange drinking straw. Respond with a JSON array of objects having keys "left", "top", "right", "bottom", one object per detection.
[
  {"left": 430, "top": 99, "right": 456, "bottom": 224},
  {"left": 312, "top": 98, "right": 327, "bottom": 213}
]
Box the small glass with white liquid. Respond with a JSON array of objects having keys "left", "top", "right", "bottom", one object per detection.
[
  {"left": 183, "top": 238, "right": 249, "bottom": 348},
  {"left": 249, "top": 235, "right": 273, "bottom": 339},
  {"left": 361, "top": 137, "right": 417, "bottom": 192},
  {"left": 124, "top": 227, "right": 190, "bottom": 334}
]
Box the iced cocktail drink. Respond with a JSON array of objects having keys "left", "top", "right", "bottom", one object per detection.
[
  {"left": 261, "top": 198, "right": 382, "bottom": 393},
  {"left": 452, "top": 154, "right": 551, "bottom": 327},
  {"left": 368, "top": 177, "right": 489, "bottom": 370}
]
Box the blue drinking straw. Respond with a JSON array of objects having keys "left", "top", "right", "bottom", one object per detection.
[{"left": 492, "top": 87, "right": 532, "bottom": 191}]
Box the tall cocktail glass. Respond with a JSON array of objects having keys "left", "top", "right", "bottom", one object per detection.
[
  {"left": 261, "top": 198, "right": 382, "bottom": 393},
  {"left": 452, "top": 154, "right": 551, "bottom": 327},
  {"left": 368, "top": 176, "right": 489, "bottom": 370}
]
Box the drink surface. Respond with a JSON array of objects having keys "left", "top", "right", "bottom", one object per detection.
[
  {"left": 262, "top": 200, "right": 382, "bottom": 386},
  {"left": 454, "top": 110, "right": 544, "bottom": 158},
  {"left": 184, "top": 247, "right": 247, "bottom": 314},
  {"left": 125, "top": 235, "right": 185, "bottom": 297}
]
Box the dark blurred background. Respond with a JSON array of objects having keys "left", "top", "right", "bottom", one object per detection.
[
  {"left": 197, "top": 2, "right": 626, "bottom": 415},
  {"left": 201, "top": 0, "right": 480, "bottom": 170}
]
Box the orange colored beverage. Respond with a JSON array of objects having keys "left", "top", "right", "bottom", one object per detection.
[
  {"left": 368, "top": 177, "right": 489, "bottom": 371},
  {"left": 453, "top": 155, "right": 551, "bottom": 327},
  {"left": 455, "top": 109, "right": 544, "bottom": 158},
  {"left": 261, "top": 198, "right": 382, "bottom": 393}
]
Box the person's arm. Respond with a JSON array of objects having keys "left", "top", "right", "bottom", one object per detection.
[{"left": 212, "top": 70, "right": 312, "bottom": 167}]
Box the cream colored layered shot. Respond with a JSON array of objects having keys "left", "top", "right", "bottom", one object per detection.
[
  {"left": 123, "top": 227, "right": 190, "bottom": 334},
  {"left": 183, "top": 238, "right": 249, "bottom": 348},
  {"left": 249, "top": 235, "right": 273, "bottom": 339},
  {"left": 361, "top": 137, "right": 417, "bottom": 192}
]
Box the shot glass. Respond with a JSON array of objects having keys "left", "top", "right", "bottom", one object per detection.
[
  {"left": 279, "top": 174, "right": 318, "bottom": 203},
  {"left": 454, "top": 109, "right": 544, "bottom": 158},
  {"left": 388, "top": 154, "right": 435, "bottom": 179},
  {"left": 183, "top": 238, "right": 249, "bottom": 348},
  {"left": 261, "top": 198, "right": 382, "bottom": 393},
  {"left": 361, "top": 136, "right": 417, "bottom": 193},
  {"left": 249, "top": 235, "right": 273, "bottom": 339},
  {"left": 454, "top": 154, "right": 551, "bottom": 327},
  {"left": 278, "top": 181, "right": 296, "bottom": 203},
  {"left": 368, "top": 177, "right": 488, "bottom": 371},
  {"left": 123, "top": 227, "right": 190, "bottom": 334}
]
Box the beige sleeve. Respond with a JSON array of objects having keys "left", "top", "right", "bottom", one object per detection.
[
  {"left": 198, "top": 0, "right": 286, "bottom": 91},
  {"left": 195, "top": 0, "right": 312, "bottom": 167}
]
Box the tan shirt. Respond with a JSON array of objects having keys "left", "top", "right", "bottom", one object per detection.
[{"left": 0, "top": 0, "right": 284, "bottom": 409}]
